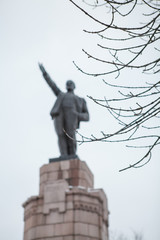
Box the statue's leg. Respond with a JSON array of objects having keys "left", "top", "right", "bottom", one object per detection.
[
  {"left": 57, "top": 133, "right": 68, "bottom": 156},
  {"left": 63, "top": 112, "right": 77, "bottom": 156},
  {"left": 66, "top": 130, "right": 76, "bottom": 155},
  {"left": 54, "top": 114, "right": 68, "bottom": 157}
]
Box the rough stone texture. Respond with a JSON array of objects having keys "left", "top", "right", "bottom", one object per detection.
[
  {"left": 23, "top": 159, "right": 109, "bottom": 240},
  {"left": 39, "top": 159, "right": 94, "bottom": 196}
]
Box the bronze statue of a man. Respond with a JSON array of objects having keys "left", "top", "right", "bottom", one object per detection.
[{"left": 39, "top": 63, "right": 89, "bottom": 159}]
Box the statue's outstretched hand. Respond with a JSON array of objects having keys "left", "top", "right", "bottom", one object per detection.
[
  {"left": 38, "top": 63, "right": 59, "bottom": 94},
  {"left": 38, "top": 63, "right": 46, "bottom": 75}
]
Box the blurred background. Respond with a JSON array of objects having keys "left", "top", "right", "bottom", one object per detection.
[{"left": 0, "top": 0, "right": 159, "bottom": 239}]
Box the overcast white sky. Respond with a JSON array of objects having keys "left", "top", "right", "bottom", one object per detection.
[{"left": 0, "top": 0, "right": 160, "bottom": 239}]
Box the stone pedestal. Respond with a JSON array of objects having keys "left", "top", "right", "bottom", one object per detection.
[{"left": 23, "top": 159, "right": 109, "bottom": 240}]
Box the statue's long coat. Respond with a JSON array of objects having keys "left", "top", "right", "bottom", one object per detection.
[{"left": 50, "top": 92, "right": 89, "bottom": 135}]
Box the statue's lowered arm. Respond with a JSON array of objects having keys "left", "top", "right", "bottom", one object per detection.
[{"left": 38, "top": 63, "right": 61, "bottom": 96}]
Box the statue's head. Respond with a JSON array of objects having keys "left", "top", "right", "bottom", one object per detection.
[{"left": 66, "top": 80, "right": 75, "bottom": 91}]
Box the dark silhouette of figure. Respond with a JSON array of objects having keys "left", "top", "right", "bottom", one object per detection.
[{"left": 39, "top": 63, "right": 89, "bottom": 158}]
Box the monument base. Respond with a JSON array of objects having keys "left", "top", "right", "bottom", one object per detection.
[
  {"left": 49, "top": 154, "right": 79, "bottom": 163},
  {"left": 23, "top": 158, "right": 109, "bottom": 240}
]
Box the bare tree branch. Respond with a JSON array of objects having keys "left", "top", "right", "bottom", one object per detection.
[{"left": 69, "top": 0, "right": 160, "bottom": 171}]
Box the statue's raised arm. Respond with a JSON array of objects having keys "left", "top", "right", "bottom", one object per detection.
[{"left": 38, "top": 63, "right": 61, "bottom": 96}]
